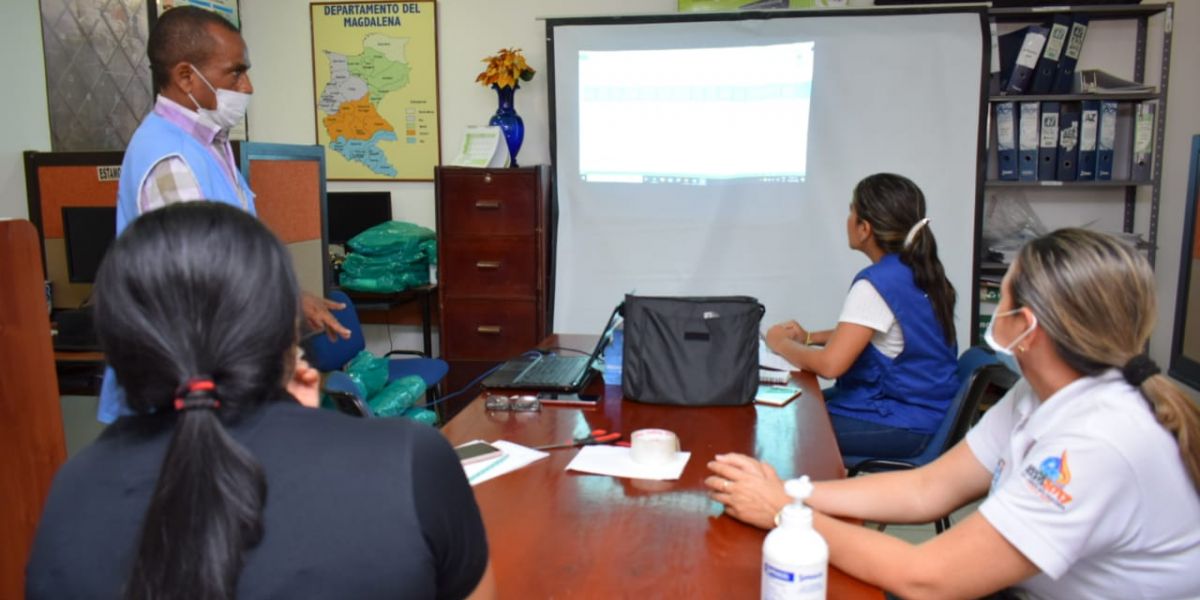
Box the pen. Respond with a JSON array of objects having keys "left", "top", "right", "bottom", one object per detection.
[{"left": 468, "top": 453, "right": 510, "bottom": 483}]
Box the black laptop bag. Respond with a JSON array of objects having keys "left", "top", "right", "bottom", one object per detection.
[{"left": 620, "top": 295, "right": 764, "bottom": 406}]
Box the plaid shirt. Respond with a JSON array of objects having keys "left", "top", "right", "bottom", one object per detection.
[{"left": 138, "top": 95, "right": 247, "bottom": 214}]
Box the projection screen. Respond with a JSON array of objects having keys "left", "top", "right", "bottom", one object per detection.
[{"left": 548, "top": 8, "right": 988, "bottom": 352}]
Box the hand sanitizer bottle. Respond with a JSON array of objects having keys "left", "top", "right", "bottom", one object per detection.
[{"left": 761, "top": 476, "right": 828, "bottom": 600}]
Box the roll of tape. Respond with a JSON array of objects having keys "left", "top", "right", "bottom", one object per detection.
[{"left": 630, "top": 428, "right": 679, "bottom": 465}]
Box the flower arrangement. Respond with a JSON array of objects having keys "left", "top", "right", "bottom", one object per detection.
[{"left": 476, "top": 48, "right": 536, "bottom": 89}]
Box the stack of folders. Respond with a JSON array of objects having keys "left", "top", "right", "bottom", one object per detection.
[
  {"left": 995, "top": 99, "right": 1155, "bottom": 182},
  {"left": 992, "top": 15, "right": 1156, "bottom": 183}
]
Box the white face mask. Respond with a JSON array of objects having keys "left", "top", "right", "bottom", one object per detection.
[
  {"left": 983, "top": 307, "right": 1037, "bottom": 377},
  {"left": 187, "top": 64, "right": 250, "bottom": 132}
]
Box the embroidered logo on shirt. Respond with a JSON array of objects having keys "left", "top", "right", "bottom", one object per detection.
[{"left": 1022, "top": 450, "right": 1073, "bottom": 509}]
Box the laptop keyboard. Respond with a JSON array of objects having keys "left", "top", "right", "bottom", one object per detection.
[{"left": 514, "top": 356, "right": 588, "bottom": 386}]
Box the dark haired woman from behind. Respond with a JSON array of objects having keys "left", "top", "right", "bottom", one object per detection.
[
  {"left": 763, "top": 173, "right": 959, "bottom": 460},
  {"left": 26, "top": 202, "right": 494, "bottom": 600}
]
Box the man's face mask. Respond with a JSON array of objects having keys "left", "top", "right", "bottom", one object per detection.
[{"left": 187, "top": 64, "right": 250, "bottom": 132}]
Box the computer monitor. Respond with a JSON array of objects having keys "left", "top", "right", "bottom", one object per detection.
[
  {"left": 326, "top": 191, "right": 392, "bottom": 246},
  {"left": 61, "top": 206, "right": 117, "bottom": 283}
]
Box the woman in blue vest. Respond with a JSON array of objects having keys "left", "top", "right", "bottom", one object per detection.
[{"left": 764, "top": 173, "right": 958, "bottom": 459}]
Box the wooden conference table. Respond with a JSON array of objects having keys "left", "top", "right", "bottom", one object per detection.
[{"left": 442, "top": 334, "right": 884, "bottom": 599}]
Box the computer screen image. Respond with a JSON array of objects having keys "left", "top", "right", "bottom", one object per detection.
[
  {"left": 579, "top": 42, "right": 813, "bottom": 185},
  {"left": 61, "top": 206, "right": 117, "bottom": 284},
  {"left": 326, "top": 191, "right": 393, "bottom": 246}
]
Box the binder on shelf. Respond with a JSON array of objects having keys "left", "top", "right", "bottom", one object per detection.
[
  {"left": 995, "top": 102, "right": 1018, "bottom": 181},
  {"left": 1038, "top": 102, "right": 1060, "bottom": 181},
  {"left": 996, "top": 27, "right": 1024, "bottom": 93},
  {"left": 1078, "top": 100, "right": 1100, "bottom": 180},
  {"left": 1018, "top": 102, "right": 1040, "bottom": 181},
  {"left": 1052, "top": 17, "right": 1090, "bottom": 95},
  {"left": 1096, "top": 100, "right": 1118, "bottom": 181},
  {"left": 1005, "top": 25, "right": 1049, "bottom": 94},
  {"left": 1031, "top": 15, "right": 1072, "bottom": 94},
  {"left": 1056, "top": 104, "right": 1080, "bottom": 181},
  {"left": 1131, "top": 101, "right": 1156, "bottom": 182}
]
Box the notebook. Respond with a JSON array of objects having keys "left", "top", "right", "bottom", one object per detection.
[
  {"left": 759, "top": 369, "right": 791, "bottom": 385},
  {"left": 482, "top": 306, "right": 622, "bottom": 392}
]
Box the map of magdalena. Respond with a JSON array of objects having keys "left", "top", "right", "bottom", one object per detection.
[{"left": 318, "top": 33, "right": 411, "bottom": 177}]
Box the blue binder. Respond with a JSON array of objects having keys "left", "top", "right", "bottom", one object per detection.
[
  {"left": 1031, "top": 15, "right": 1072, "bottom": 94},
  {"left": 1078, "top": 100, "right": 1100, "bottom": 180},
  {"left": 1038, "top": 102, "right": 1060, "bottom": 181},
  {"left": 1018, "top": 102, "right": 1040, "bottom": 181},
  {"left": 995, "top": 102, "right": 1018, "bottom": 180},
  {"left": 1052, "top": 17, "right": 1090, "bottom": 94},
  {"left": 1056, "top": 104, "right": 1080, "bottom": 181},
  {"left": 1006, "top": 25, "right": 1049, "bottom": 94},
  {"left": 1096, "top": 100, "right": 1118, "bottom": 181}
]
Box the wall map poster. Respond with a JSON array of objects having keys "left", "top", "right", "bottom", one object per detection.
[{"left": 310, "top": 1, "right": 440, "bottom": 180}]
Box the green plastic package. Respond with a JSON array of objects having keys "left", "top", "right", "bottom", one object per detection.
[
  {"left": 340, "top": 221, "right": 434, "bottom": 293},
  {"left": 402, "top": 406, "right": 439, "bottom": 426},
  {"left": 367, "top": 375, "right": 426, "bottom": 417},
  {"left": 345, "top": 350, "right": 387, "bottom": 397},
  {"left": 346, "top": 221, "right": 435, "bottom": 258}
]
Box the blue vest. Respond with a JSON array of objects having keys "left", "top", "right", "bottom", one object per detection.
[
  {"left": 826, "top": 254, "right": 959, "bottom": 434},
  {"left": 116, "top": 112, "right": 255, "bottom": 232},
  {"left": 99, "top": 112, "right": 256, "bottom": 424}
]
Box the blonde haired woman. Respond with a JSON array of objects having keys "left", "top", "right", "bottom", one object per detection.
[{"left": 708, "top": 228, "right": 1200, "bottom": 597}]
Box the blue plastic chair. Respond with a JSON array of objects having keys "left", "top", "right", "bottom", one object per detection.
[
  {"left": 842, "top": 346, "right": 1018, "bottom": 533},
  {"left": 306, "top": 290, "right": 448, "bottom": 416}
]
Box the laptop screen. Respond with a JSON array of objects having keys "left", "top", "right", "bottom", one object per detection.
[{"left": 584, "top": 305, "right": 624, "bottom": 365}]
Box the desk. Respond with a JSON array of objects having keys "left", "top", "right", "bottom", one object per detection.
[
  {"left": 342, "top": 284, "right": 436, "bottom": 357},
  {"left": 53, "top": 350, "right": 105, "bottom": 396},
  {"left": 442, "top": 334, "right": 883, "bottom": 599}
]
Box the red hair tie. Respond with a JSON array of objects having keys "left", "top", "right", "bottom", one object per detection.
[{"left": 173, "top": 378, "right": 221, "bottom": 411}]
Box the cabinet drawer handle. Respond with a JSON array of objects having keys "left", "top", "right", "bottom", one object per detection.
[
  {"left": 475, "top": 200, "right": 501, "bottom": 209},
  {"left": 477, "top": 325, "right": 502, "bottom": 335},
  {"left": 475, "top": 260, "right": 501, "bottom": 270}
]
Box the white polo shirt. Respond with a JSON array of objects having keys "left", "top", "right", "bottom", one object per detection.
[{"left": 966, "top": 370, "right": 1200, "bottom": 599}]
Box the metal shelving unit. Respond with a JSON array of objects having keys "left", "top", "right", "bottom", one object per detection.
[{"left": 974, "top": 3, "right": 1173, "bottom": 343}]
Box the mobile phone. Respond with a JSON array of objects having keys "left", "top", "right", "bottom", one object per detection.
[{"left": 455, "top": 441, "right": 504, "bottom": 465}]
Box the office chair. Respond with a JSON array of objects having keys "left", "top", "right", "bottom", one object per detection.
[
  {"left": 843, "top": 346, "right": 1019, "bottom": 533},
  {"left": 322, "top": 371, "right": 376, "bottom": 418},
  {"left": 306, "top": 289, "right": 448, "bottom": 417}
]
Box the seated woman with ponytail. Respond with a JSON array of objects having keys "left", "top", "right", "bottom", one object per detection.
[
  {"left": 764, "top": 173, "right": 959, "bottom": 460},
  {"left": 709, "top": 228, "right": 1200, "bottom": 597},
  {"left": 27, "top": 202, "right": 494, "bottom": 600}
]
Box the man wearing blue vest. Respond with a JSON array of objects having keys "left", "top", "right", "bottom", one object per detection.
[{"left": 100, "top": 6, "right": 348, "bottom": 422}]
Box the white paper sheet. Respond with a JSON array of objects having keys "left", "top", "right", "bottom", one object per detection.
[
  {"left": 565, "top": 445, "right": 690, "bottom": 481},
  {"left": 462, "top": 440, "right": 548, "bottom": 486},
  {"left": 449, "top": 126, "right": 510, "bottom": 168}
]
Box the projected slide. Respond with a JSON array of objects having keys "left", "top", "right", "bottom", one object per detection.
[{"left": 578, "top": 42, "right": 813, "bottom": 185}]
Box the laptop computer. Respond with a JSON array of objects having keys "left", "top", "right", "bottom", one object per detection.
[{"left": 482, "top": 305, "right": 622, "bottom": 392}]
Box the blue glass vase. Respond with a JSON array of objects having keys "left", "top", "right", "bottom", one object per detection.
[{"left": 489, "top": 84, "right": 524, "bottom": 167}]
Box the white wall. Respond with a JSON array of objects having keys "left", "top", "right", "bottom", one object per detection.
[{"left": 0, "top": 1, "right": 51, "bottom": 219}]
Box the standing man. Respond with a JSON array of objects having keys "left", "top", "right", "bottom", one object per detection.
[{"left": 100, "top": 6, "right": 347, "bottom": 423}]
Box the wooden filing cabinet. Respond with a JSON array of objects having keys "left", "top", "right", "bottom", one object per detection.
[{"left": 435, "top": 165, "right": 551, "bottom": 416}]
